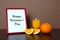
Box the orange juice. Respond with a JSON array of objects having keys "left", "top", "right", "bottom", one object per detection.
[{"left": 32, "top": 18, "right": 40, "bottom": 29}]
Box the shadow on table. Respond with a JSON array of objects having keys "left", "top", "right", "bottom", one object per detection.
[
  {"left": 7, "top": 34, "right": 52, "bottom": 40},
  {"left": 8, "top": 34, "right": 26, "bottom": 40},
  {"left": 26, "top": 34, "right": 52, "bottom": 40}
]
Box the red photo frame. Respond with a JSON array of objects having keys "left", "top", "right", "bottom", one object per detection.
[{"left": 6, "top": 8, "right": 27, "bottom": 34}]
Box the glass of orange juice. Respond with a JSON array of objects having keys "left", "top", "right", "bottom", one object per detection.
[{"left": 32, "top": 18, "right": 40, "bottom": 29}]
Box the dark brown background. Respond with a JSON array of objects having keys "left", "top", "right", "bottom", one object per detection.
[{"left": 0, "top": 0, "right": 60, "bottom": 29}]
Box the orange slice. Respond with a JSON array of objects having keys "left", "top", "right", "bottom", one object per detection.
[
  {"left": 33, "top": 29, "right": 40, "bottom": 34},
  {"left": 25, "top": 28, "right": 33, "bottom": 34}
]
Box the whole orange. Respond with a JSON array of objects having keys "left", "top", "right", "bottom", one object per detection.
[{"left": 40, "top": 23, "right": 52, "bottom": 33}]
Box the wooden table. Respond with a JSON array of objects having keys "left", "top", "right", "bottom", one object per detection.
[{"left": 0, "top": 29, "right": 60, "bottom": 40}]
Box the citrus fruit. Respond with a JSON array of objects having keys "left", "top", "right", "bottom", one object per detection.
[
  {"left": 33, "top": 29, "right": 40, "bottom": 34},
  {"left": 25, "top": 28, "right": 33, "bottom": 34},
  {"left": 40, "top": 23, "right": 52, "bottom": 33}
]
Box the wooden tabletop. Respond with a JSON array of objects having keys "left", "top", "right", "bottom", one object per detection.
[{"left": 0, "top": 29, "right": 60, "bottom": 40}]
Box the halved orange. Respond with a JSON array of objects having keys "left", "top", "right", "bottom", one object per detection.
[
  {"left": 33, "top": 29, "right": 40, "bottom": 34},
  {"left": 25, "top": 28, "right": 33, "bottom": 34}
]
